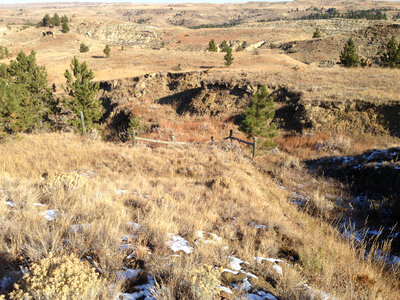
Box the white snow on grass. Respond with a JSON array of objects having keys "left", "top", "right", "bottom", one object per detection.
[
  {"left": 116, "top": 276, "right": 156, "bottom": 300},
  {"left": 33, "top": 202, "right": 46, "bottom": 207},
  {"left": 116, "top": 268, "right": 141, "bottom": 281},
  {"left": 195, "top": 231, "right": 223, "bottom": 244},
  {"left": 219, "top": 285, "right": 233, "bottom": 294},
  {"left": 247, "top": 292, "right": 277, "bottom": 300},
  {"left": 254, "top": 257, "right": 291, "bottom": 275},
  {"left": 127, "top": 222, "right": 143, "bottom": 232},
  {"left": 228, "top": 256, "right": 249, "bottom": 271},
  {"left": 41, "top": 209, "right": 58, "bottom": 221},
  {"left": 302, "top": 284, "right": 337, "bottom": 300},
  {"left": 116, "top": 189, "right": 127, "bottom": 195},
  {"left": 222, "top": 268, "right": 239, "bottom": 275},
  {"left": 166, "top": 235, "right": 193, "bottom": 254},
  {"left": 70, "top": 223, "right": 91, "bottom": 233},
  {"left": 5, "top": 201, "right": 14, "bottom": 207}
]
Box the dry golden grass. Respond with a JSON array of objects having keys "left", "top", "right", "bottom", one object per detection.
[{"left": 0, "top": 133, "right": 398, "bottom": 299}]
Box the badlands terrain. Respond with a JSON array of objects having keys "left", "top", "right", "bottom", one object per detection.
[{"left": 0, "top": 0, "right": 400, "bottom": 299}]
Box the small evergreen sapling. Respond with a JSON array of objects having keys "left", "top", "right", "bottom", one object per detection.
[
  {"left": 340, "top": 38, "right": 359, "bottom": 67},
  {"left": 62, "top": 22, "right": 69, "bottom": 33},
  {"left": 79, "top": 43, "right": 89, "bottom": 53},
  {"left": 220, "top": 40, "right": 229, "bottom": 52},
  {"left": 380, "top": 36, "right": 400, "bottom": 68},
  {"left": 313, "top": 27, "right": 321, "bottom": 38},
  {"left": 240, "top": 85, "right": 277, "bottom": 147},
  {"left": 224, "top": 47, "right": 234, "bottom": 66},
  {"left": 103, "top": 45, "right": 111, "bottom": 58},
  {"left": 208, "top": 39, "right": 218, "bottom": 52},
  {"left": 63, "top": 57, "right": 103, "bottom": 132}
]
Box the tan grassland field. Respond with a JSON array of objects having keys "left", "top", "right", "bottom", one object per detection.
[{"left": 1, "top": 0, "right": 400, "bottom": 299}]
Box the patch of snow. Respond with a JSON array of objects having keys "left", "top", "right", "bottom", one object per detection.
[
  {"left": 195, "top": 231, "right": 223, "bottom": 244},
  {"left": 127, "top": 222, "right": 143, "bottom": 232},
  {"left": 249, "top": 222, "right": 268, "bottom": 230},
  {"left": 254, "top": 257, "right": 290, "bottom": 275},
  {"left": 70, "top": 223, "right": 91, "bottom": 233},
  {"left": 6, "top": 201, "right": 14, "bottom": 207},
  {"left": 273, "top": 264, "right": 282, "bottom": 275},
  {"left": 222, "top": 268, "right": 239, "bottom": 275},
  {"left": 255, "top": 291, "right": 278, "bottom": 300},
  {"left": 241, "top": 270, "right": 258, "bottom": 279},
  {"left": 116, "top": 189, "right": 127, "bottom": 195},
  {"left": 247, "top": 292, "right": 277, "bottom": 300},
  {"left": 79, "top": 170, "right": 95, "bottom": 177},
  {"left": 166, "top": 235, "right": 193, "bottom": 254},
  {"left": 116, "top": 268, "right": 141, "bottom": 281},
  {"left": 219, "top": 285, "right": 233, "bottom": 294},
  {"left": 33, "top": 202, "right": 46, "bottom": 207},
  {"left": 1, "top": 276, "right": 12, "bottom": 291},
  {"left": 41, "top": 209, "right": 58, "bottom": 221},
  {"left": 228, "top": 256, "right": 248, "bottom": 271},
  {"left": 302, "top": 284, "right": 336, "bottom": 300}
]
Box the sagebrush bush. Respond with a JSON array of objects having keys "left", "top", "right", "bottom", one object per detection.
[
  {"left": 41, "top": 172, "right": 84, "bottom": 193},
  {"left": 6, "top": 253, "right": 103, "bottom": 300},
  {"left": 190, "top": 265, "right": 222, "bottom": 300}
]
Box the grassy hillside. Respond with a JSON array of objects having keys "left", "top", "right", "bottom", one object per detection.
[{"left": 0, "top": 133, "right": 398, "bottom": 299}]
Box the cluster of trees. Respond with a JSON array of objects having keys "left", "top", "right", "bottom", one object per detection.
[
  {"left": 0, "top": 51, "right": 104, "bottom": 139},
  {"left": 300, "top": 8, "right": 387, "bottom": 20},
  {"left": 189, "top": 19, "right": 242, "bottom": 29},
  {"left": 340, "top": 36, "right": 400, "bottom": 68},
  {"left": 208, "top": 39, "right": 234, "bottom": 66},
  {"left": 79, "top": 43, "right": 111, "bottom": 57},
  {"left": 0, "top": 46, "right": 10, "bottom": 59},
  {"left": 40, "top": 13, "right": 70, "bottom": 33}
]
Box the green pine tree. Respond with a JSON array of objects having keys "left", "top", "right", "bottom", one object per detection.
[
  {"left": 63, "top": 57, "right": 103, "bottom": 132},
  {"left": 53, "top": 13, "right": 61, "bottom": 26},
  {"left": 79, "top": 43, "right": 89, "bottom": 53},
  {"left": 62, "top": 22, "right": 69, "bottom": 33},
  {"left": 0, "top": 51, "right": 56, "bottom": 138},
  {"left": 380, "top": 36, "right": 400, "bottom": 68},
  {"left": 220, "top": 40, "right": 229, "bottom": 52},
  {"left": 8, "top": 51, "right": 55, "bottom": 121},
  {"left": 103, "top": 45, "right": 111, "bottom": 58},
  {"left": 42, "top": 14, "right": 51, "bottom": 27},
  {"left": 239, "top": 85, "right": 277, "bottom": 147},
  {"left": 313, "top": 27, "right": 321, "bottom": 38},
  {"left": 340, "top": 38, "right": 359, "bottom": 67},
  {"left": 224, "top": 47, "right": 234, "bottom": 66},
  {"left": 61, "top": 15, "right": 69, "bottom": 24},
  {"left": 208, "top": 39, "right": 218, "bottom": 52}
]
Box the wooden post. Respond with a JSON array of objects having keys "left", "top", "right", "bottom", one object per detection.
[
  {"left": 80, "top": 111, "right": 86, "bottom": 135},
  {"left": 252, "top": 137, "right": 257, "bottom": 159},
  {"left": 229, "top": 129, "right": 233, "bottom": 144},
  {"left": 171, "top": 136, "right": 175, "bottom": 142},
  {"left": 132, "top": 130, "right": 136, "bottom": 146},
  {"left": 211, "top": 136, "right": 214, "bottom": 143}
]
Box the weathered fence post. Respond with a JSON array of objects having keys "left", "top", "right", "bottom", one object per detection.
[
  {"left": 211, "top": 136, "right": 214, "bottom": 143},
  {"left": 229, "top": 129, "right": 233, "bottom": 144},
  {"left": 132, "top": 130, "right": 136, "bottom": 146},
  {"left": 252, "top": 137, "right": 257, "bottom": 159},
  {"left": 80, "top": 111, "right": 86, "bottom": 135},
  {"left": 171, "top": 136, "right": 175, "bottom": 142}
]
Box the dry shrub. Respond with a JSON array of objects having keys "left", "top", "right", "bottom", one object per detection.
[
  {"left": 316, "top": 134, "right": 352, "bottom": 153},
  {"left": 6, "top": 253, "right": 103, "bottom": 300},
  {"left": 207, "top": 176, "right": 234, "bottom": 189},
  {"left": 41, "top": 172, "right": 84, "bottom": 194},
  {"left": 190, "top": 265, "right": 222, "bottom": 300},
  {"left": 304, "top": 190, "right": 335, "bottom": 218}
]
